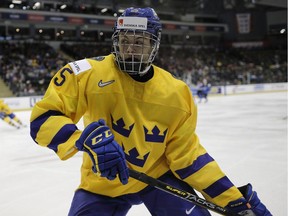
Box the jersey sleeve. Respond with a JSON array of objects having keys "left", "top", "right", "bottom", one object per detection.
[
  {"left": 165, "top": 85, "right": 243, "bottom": 207},
  {"left": 30, "top": 59, "right": 91, "bottom": 160}
]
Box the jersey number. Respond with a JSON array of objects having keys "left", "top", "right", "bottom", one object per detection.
[{"left": 54, "top": 68, "right": 73, "bottom": 86}]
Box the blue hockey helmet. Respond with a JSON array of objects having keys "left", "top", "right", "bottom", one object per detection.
[
  {"left": 112, "top": 7, "right": 162, "bottom": 75},
  {"left": 116, "top": 7, "right": 162, "bottom": 38}
]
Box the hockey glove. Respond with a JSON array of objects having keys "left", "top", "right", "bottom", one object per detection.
[
  {"left": 75, "top": 119, "right": 129, "bottom": 185},
  {"left": 226, "top": 183, "right": 272, "bottom": 216}
]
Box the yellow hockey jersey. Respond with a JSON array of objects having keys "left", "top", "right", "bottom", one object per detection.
[
  {"left": 30, "top": 54, "right": 242, "bottom": 207},
  {"left": 0, "top": 99, "right": 13, "bottom": 115}
]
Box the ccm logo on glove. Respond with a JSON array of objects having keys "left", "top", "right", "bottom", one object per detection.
[
  {"left": 76, "top": 119, "right": 129, "bottom": 185},
  {"left": 90, "top": 127, "right": 113, "bottom": 146}
]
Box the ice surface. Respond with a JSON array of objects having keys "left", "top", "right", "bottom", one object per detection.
[{"left": 0, "top": 92, "right": 287, "bottom": 216}]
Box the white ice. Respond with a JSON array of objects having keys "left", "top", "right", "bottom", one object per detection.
[{"left": 0, "top": 91, "right": 287, "bottom": 216}]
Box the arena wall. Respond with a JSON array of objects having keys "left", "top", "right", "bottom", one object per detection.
[{"left": 2, "top": 82, "right": 287, "bottom": 111}]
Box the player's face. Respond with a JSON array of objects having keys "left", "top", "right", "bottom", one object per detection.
[{"left": 118, "top": 31, "right": 152, "bottom": 62}]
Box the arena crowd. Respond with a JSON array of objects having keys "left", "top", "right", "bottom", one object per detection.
[{"left": 0, "top": 41, "right": 286, "bottom": 96}]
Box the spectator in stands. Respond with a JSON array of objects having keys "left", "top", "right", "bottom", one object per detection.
[{"left": 0, "top": 41, "right": 286, "bottom": 97}]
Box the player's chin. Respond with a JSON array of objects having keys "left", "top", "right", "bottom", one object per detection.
[
  {"left": 119, "top": 61, "right": 147, "bottom": 73},
  {"left": 123, "top": 57, "right": 141, "bottom": 63},
  {"left": 123, "top": 62, "right": 140, "bottom": 70}
]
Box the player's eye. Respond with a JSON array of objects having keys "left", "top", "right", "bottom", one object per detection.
[
  {"left": 120, "top": 39, "right": 129, "bottom": 45},
  {"left": 135, "top": 40, "right": 144, "bottom": 45}
]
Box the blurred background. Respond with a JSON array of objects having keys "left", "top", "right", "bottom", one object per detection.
[
  {"left": 0, "top": 0, "right": 287, "bottom": 98},
  {"left": 0, "top": 1, "right": 287, "bottom": 215}
]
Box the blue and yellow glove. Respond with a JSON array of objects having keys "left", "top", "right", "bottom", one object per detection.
[
  {"left": 75, "top": 119, "right": 129, "bottom": 185},
  {"left": 226, "top": 183, "right": 272, "bottom": 215}
]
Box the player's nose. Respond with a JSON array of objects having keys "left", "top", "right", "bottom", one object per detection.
[{"left": 126, "top": 44, "right": 135, "bottom": 54}]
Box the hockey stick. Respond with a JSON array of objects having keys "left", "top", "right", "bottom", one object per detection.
[{"left": 129, "top": 169, "right": 239, "bottom": 216}]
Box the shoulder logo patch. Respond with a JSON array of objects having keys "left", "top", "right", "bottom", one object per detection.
[{"left": 68, "top": 59, "right": 91, "bottom": 75}]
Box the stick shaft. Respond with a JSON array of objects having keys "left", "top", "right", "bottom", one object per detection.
[{"left": 129, "top": 169, "right": 238, "bottom": 216}]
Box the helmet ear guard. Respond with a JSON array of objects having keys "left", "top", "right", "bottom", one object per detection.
[{"left": 112, "top": 7, "right": 162, "bottom": 75}]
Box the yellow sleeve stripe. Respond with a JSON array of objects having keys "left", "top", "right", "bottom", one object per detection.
[
  {"left": 35, "top": 116, "right": 74, "bottom": 146},
  {"left": 202, "top": 176, "right": 234, "bottom": 198},
  {"left": 31, "top": 110, "right": 65, "bottom": 142},
  {"left": 183, "top": 161, "right": 243, "bottom": 207},
  {"left": 57, "top": 130, "right": 82, "bottom": 160},
  {"left": 32, "top": 112, "right": 81, "bottom": 160},
  {"left": 204, "top": 186, "right": 243, "bottom": 207},
  {"left": 175, "top": 153, "right": 215, "bottom": 179},
  {"left": 184, "top": 161, "right": 226, "bottom": 191}
]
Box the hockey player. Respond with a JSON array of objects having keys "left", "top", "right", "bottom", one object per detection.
[
  {"left": 196, "top": 78, "right": 211, "bottom": 103},
  {"left": 30, "top": 7, "right": 271, "bottom": 216},
  {"left": 0, "top": 99, "right": 26, "bottom": 129}
]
